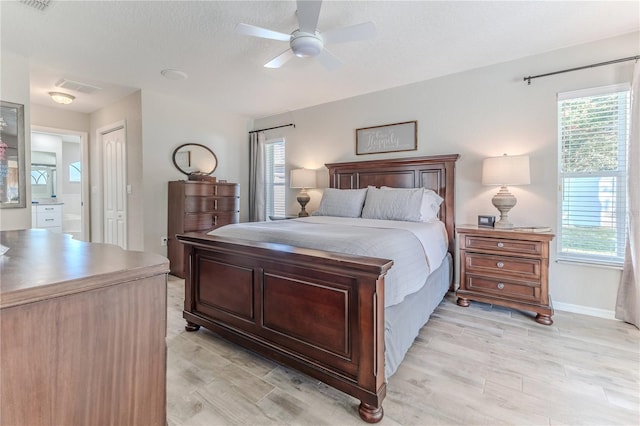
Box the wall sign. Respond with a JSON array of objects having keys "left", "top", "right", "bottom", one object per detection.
[{"left": 355, "top": 120, "right": 417, "bottom": 155}]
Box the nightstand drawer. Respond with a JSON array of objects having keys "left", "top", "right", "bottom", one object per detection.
[
  {"left": 464, "top": 236, "right": 542, "bottom": 256},
  {"left": 466, "top": 275, "right": 540, "bottom": 301},
  {"left": 464, "top": 252, "right": 541, "bottom": 279}
]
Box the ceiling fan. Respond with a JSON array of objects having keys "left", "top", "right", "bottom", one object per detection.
[{"left": 235, "top": 0, "right": 376, "bottom": 70}]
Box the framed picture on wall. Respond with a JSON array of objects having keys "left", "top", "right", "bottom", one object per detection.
[{"left": 355, "top": 120, "right": 417, "bottom": 155}]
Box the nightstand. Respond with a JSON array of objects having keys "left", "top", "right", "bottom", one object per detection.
[{"left": 456, "top": 225, "right": 555, "bottom": 325}]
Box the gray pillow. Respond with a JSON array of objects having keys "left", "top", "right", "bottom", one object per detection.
[
  {"left": 361, "top": 187, "right": 423, "bottom": 222},
  {"left": 312, "top": 188, "right": 368, "bottom": 218}
]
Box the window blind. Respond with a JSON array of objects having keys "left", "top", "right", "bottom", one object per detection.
[
  {"left": 264, "top": 139, "right": 286, "bottom": 217},
  {"left": 557, "top": 84, "right": 630, "bottom": 265}
]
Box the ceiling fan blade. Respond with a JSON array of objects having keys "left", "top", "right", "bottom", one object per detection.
[
  {"left": 297, "top": 0, "right": 322, "bottom": 33},
  {"left": 317, "top": 48, "right": 342, "bottom": 71},
  {"left": 322, "top": 21, "right": 376, "bottom": 45},
  {"left": 264, "top": 49, "right": 296, "bottom": 68},
  {"left": 235, "top": 23, "right": 291, "bottom": 42}
]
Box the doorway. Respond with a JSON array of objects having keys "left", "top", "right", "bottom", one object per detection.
[{"left": 30, "top": 126, "right": 89, "bottom": 241}]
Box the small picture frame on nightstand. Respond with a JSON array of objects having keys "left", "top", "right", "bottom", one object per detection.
[{"left": 477, "top": 215, "right": 495, "bottom": 228}]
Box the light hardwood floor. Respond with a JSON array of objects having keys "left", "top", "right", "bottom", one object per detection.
[{"left": 166, "top": 275, "right": 640, "bottom": 425}]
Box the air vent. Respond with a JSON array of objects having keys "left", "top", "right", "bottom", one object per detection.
[
  {"left": 20, "top": 0, "right": 51, "bottom": 11},
  {"left": 55, "top": 79, "right": 102, "bottom": 94}
]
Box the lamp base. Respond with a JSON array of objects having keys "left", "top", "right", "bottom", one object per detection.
[
  {"left": 297, "top": 190, "right": 310, "bottom": 217},
  {"left": 492, "top": 186, "right": 516, "bottom": 229}
]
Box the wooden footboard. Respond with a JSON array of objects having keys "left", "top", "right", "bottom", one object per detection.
[{"left": 178, "top": 233, "right": 393, "bottom": 423}]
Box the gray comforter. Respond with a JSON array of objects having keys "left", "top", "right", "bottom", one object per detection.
[{"left": 209, "top": 216, "right": 445, "bottom": 308}]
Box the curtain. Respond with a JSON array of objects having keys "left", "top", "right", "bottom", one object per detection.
[
  {"left": 615, "top": 61, "right": 640, "bottom": 328},
  {"left": 248, "top": 131, "right": 266, "bottom": 222}
]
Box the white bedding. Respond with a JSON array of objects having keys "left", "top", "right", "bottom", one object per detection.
[{"left": 208, "top": 216, "right": 448, "bottom": 308}]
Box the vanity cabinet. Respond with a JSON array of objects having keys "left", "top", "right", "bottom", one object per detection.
[
  {"left": 31, "top": 203, "right": 63, "bottom": 233},
  {"left": 167, "top": 180, "right": 240, "bottom": 278}
]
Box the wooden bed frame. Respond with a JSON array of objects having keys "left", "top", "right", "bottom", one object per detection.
[{"left": 177, "top": 154, "right": 458, "bottom": 422}]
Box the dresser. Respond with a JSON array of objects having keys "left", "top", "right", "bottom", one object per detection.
[
  {"left": 168, "top": 180, "right": 240, "bottom": 277},
  {"left": 0, "top": 230, "right": 169, "bottom": 425},
  {"left": 31, "top": 202, "right": 63, "bottom": 233},
  {"left": 456, "top": 225, "right": 555, "bottom": 325}
]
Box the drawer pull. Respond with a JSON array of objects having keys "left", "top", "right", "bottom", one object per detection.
[
  {"left": 214, "top": 215, "right": 218, "bottom": 226},
  {"left": 497, "top": 242, "right": 504, "bottom": 248},
  {"left": 497, "top": 283, "right": 505, "bottom": 290},
  {"left": 497, "top": 261, "right": 504, "bottom": 268},
  {"left": 214, "top": 199, "right": 218, "bottom": 210},
  {"left": 45, "top": 219, "right": 54, "bottom": 222},
  {"left": 214, "top": 186, "right": 218, "bottom": 196}
]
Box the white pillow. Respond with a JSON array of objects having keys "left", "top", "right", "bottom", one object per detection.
[
  {"left": 312, "top": 188, "right": 368, "bottom": 218},
  {"left": 379, "top": 186, "right": 443, "bottom": 222},
  {"left": 420, "top": 189, "right": 444, "bottom": 222},
  {"left": 361, "top": 187, "right": 423, "bottom": 222}
]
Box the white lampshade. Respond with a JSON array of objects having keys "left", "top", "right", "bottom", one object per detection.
[
  {"left": 482, "top": 154, "right": 531, "bottom": 186},
  {"left": 290, "top": 169, "right": 316, "bottom": 189}
]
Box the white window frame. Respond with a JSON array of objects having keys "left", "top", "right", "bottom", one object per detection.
[
  {"left": 264, "top": 138, "right": 286, "bottom": 218},
  {"left": 556, "top": 83, "right": 630, "bottom": 267}
]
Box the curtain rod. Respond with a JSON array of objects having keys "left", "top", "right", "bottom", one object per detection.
[
  {"left": 248, "top": 123, "right": 295, "bottom": 134},
  {"left": 524, "top": 55, "right": 640, "bottom": 85}
]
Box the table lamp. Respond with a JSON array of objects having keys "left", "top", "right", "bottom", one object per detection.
[
  {"left": 482, "top": 154, "right": 530, "bottom": 228},
  {"left": 290, "top": 168, "right": 316, "bottom": 217}
]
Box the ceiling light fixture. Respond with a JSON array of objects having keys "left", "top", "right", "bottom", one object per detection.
[
  {"left": 48, "top": 92, "right": 75, "bottom": 105},
  {"left": 161, "top": 69, "right": 188, "bottom": 80}
]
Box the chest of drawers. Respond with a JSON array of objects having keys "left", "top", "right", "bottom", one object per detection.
[
  {"left": 167, "top": 180, "right": 239, "bottom": 278},
  {"left": 456, "top": 225, "right": 555, "bottom": 325}
]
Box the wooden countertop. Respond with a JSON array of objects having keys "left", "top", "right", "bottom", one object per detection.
[{"left": 0, "top": 229, "right": 169, "bottom": 309}]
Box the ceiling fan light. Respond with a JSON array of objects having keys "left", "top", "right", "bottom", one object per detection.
[
  {"left": 49, "top": 92, "right": 75, "bottom": 105},
  {"left": 290, "top": 33, "right": 323, "bottom": 58}
]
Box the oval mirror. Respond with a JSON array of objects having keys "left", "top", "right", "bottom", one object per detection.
[{"left": 172, "top": 143, "right": 218, "bottom": 176}]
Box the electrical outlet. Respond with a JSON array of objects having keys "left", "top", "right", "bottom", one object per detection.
[{"left": 161, "top": 237, "right": 168, "bottom": 246}]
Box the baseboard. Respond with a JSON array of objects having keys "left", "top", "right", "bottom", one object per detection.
[{"left": 553, "top": 301, "right": 617, "bottom": 320}]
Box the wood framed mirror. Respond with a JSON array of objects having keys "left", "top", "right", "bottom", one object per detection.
[
  {"left": 0, "top": 101, "right": 26, "bottom": 208},
  {"left": 172, "top": 143, "right": 217, "bottom": 176}
]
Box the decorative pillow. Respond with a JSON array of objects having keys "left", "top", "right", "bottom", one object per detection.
[
  {"left": 312, "top": 188, "right": 368, "bottom": 218},
  {"left": 361, "top": 187, "right": 423, "bottom": 222},
  {"left": 378, "top": 186, "right": 444, "bottom": 222}
]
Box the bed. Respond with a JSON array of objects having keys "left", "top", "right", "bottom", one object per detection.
[{"left": 177, "top": 154, "right": 459, "bottom": 422}]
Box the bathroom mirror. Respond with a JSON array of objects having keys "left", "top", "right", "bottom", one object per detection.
[
  {"left": 172, "top": 143, "right": 217, "bottom": 176},
  {"left": 0, "top": 101, "right": 26, "bottom": 208},
  {"left": 31, "top": 151, "right": 57, "bottom": 199}
]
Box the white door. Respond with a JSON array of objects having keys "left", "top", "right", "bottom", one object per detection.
[{"left": 102, "top": 125, "right": 127, "bottom": 249}]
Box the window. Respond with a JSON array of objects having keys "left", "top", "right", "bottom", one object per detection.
[
  {"left": 264, "top": 138, "right": 285, "bottom": 218},
  {"left": 69, "top": 161, "right": 81, "bottom": 182},
  {"left": 557, "top": 84, "right": 630, "bottom": 265}
]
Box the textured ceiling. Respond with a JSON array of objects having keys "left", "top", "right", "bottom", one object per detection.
[{"left": 2, "top": 1, "right": 639, "bottom": 118}]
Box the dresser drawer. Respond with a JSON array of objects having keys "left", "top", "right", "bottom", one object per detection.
[
  {"left": 464, "top": 236, "right": 542, "bottom": 256},
  {"left": 184, "top": 183, "right": 239, "bottom": 197},
  {"left": 184, "top": 196, "right": 239, "bottom": 213},
  {"left": 184, "top": 212, "right": 239, "bottom": 232},
  {"left": 466, "top": 274, "right": 540, "bottom": 301},
  {"left": 464, "top": 252, "right": 541, "bottom": 280}
]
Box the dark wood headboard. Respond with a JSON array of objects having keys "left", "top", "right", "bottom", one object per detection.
[{"left": 325, "top": 154, "right": 459, "bottom": 255}]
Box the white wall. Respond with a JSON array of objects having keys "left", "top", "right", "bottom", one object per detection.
[
  {"left": 0, "top": 51, "right": 31, "bottom": 230},
  {"left": 141, "top": 90, "right": 249, "bottom": 257},
  {"left": 253, "top": 32, "right": 639, "bottom": 314}
]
